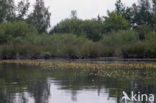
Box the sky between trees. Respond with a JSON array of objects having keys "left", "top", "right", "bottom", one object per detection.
[{"left": 15, "top": 0, "right": 137, "bottom": 27}]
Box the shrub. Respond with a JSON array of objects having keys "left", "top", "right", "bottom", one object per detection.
[
  {"left": 50, "top": 19, "right": 103, "bottom": 41},
  {"left": 79, "top": 20, "right": 103, "bottom": 41},
  {"left": 0, "top": 21, "right": 38, "bottom": 44},
  {"left": 103, "top": 11, "right": 130, "bottom": 32},
  {"left": 134, "top": 24, "right": 152, "bottom": 40},
  {"left": 100, "top": 46, "right": 115, "bottom": 57},
  {"left": 145, "top": 32, "right": 156, "bottom": 43},
  {"left": 0, "top": 43, "right": 45, "bottom": 59},
  {"left": 26, "top": 34, "right": 93, "bottom": 58},
  {"left": 63, "top": 45, "right": 80, "bottom": 59},
  {"left": 143, "top": 32, "right": 156, "bottom": 58},
  {"left": 50, "top": 19, "right": 83, "bottom": 34},
  {"left": 0, "top": 44, "right": 17, "bottom": 59},
  {"left": 80, "top": 42, "right": 115, "bottom": 58},
  {"left": 146, "top": 46, "right": 156, "bottom": 58},
  {"left": 48, "top": 34, "right": 90, "bottom": 57},
  {"left": 101, "top": 30, "right": 139, "bottom": 46},
  {"left": 80, "top": 42, "right": 98, "bottom": 58},
  {"left": 121, "top": 42, "right": 147, "bottom": 58}
]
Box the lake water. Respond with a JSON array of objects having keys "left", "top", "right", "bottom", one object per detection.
[{"left": 0, "top": 62, "right": 156, "bottom": 103}]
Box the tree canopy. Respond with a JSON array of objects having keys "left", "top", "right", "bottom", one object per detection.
[
  {"left": 0, "top": 0, "right": 15, "bottom": 22},
  {"left": 27, "top": 0, "right": 51, "bottom": 33}
]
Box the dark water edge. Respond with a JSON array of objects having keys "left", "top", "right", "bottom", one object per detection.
[
  {"left": 2, "top": 57, "right": 156, "bottom": 63},
  {"left": 0, "top": 62, "right": 156, "bottom": 103},
  {"left": 2, "top": 56, "right": 156, "bottom": 61}
]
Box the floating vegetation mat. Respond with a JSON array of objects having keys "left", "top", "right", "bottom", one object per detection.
[
  {"left": 0, "top": 60, "right": 156, "bottom": 83},
  {"left": 0, "top": 60, "right": 156, "bottom": 69}
]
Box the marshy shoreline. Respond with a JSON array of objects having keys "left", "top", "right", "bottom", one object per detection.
[
  {"left": 1, "top": 59, "right": 156, "bottom": 69},
  {"left": 1, "top": 59, "right": 156, "bottom": 81}
]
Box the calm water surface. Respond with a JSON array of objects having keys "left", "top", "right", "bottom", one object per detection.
[{"left": 0, "top": 62, "right": 156, "bottom": 103}]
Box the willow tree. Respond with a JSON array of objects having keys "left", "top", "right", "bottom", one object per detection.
[
  {"left": 16, "top": 0, "right": 30, "bottom": 20},
  {"left": 27, "top": 0, "right": 51, "bottom": 33},
  {"left": 0, "top": 0, "right": 15, "bottom": 22}
]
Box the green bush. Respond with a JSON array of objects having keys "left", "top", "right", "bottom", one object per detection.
[
  {"left": 29, "top": 34, "right": 115, "bottom": 58},
  {"left": 0, "top": 21, "right": 156, "bottom": 59},
  {"left": 134, "top": 24, "right": 152, "bottom": 40},
  {"left": 144, "top": 32, "right": 156, "bottom": 58},
  {"left": 0, "top": 44, "right": 17, "bottom": 59},
  {"left": 121, "top": 42, "right": 147, "bottom": 58},
  {"left": 146, "top": 46, "right": 156, "bottom": 58},
  {"left": 24, "top": 34, "right": 93, "bottom": 58},
  {"left": 101, "top": 30, "right": 139, "bottom": 46},
  {"left": 50, "top": 19, "right": 103, "bottom": 41},
  {"left": 103, "top": 11, "right": 130, "bottom": 32},
  {"left": 50, "top": 19, "right": 83, "bottom": 34},
  {"left": 49, "top": 34, "right": 92, "bottom": 58},
  {"left": 145, "top": 32, "right": 156, "bottom": 42},
  {"left": 100, "top": 46, "right": 115, "bottom": 57},
  {"left": 80, "top": 42, "right": 98, "bottom": 58},
  {"left": 80, "top": 42, "right": 115, "bottom": 58},
  {"left": 0, "top": 21, "right": 38, "bottom": 44},
  {"left": 79, "top": 20, "right": 103, "bottom": 41},
  {"left": 0, "top": 43, "right": 45, "bottom": 59}
]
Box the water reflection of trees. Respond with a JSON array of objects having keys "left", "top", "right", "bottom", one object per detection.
[
  {"left": 0, "top": 91, "right": 13, "bottom": 103},
  {"left": 28, "top": 80, "right": 50, "bottom": 103},
  {"left": 113, "top": 70, "right": 156, "bottom": 103},
  {"left": 1, "top": 64, "right": 156, "bottom": 103},
  {"left": 0, "top": 64, "right": 51, "bottom": 103},
  {"left": 50, "top": 69, "right": 156, "bottom": 103}
]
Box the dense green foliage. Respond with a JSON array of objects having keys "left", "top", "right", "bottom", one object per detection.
[
  {"left": 50, "top": 0, "right": 156, "bottom": 41},
  {"left": 101, "top": 30, "right": 138, "bottom": 46},
  {"left": 0, "top": 21, "right": 156, "bottom": 59},
  {"left": 0, "top": 0, "right": 156, "bottom": 59},
  {"left": 50, "top": 11, "right": 130, "bottom": 41},
  {"left": 27, "top": 0, "right": 51, "bottom": 33},
  {"left": 103, "top": 11, "right": 130, "bottom": 33},
  {"left": 0, "top": 0, "right": 51, "bottom": 33},
  {"left": 0, "top": 21, "right": 37, "bottom": 44},
  {"left": 51, "top": 19, "right": 103, "bottom": 41},
  {"left": 0, "top": 0, "right": 15, "bottom": 22}
]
